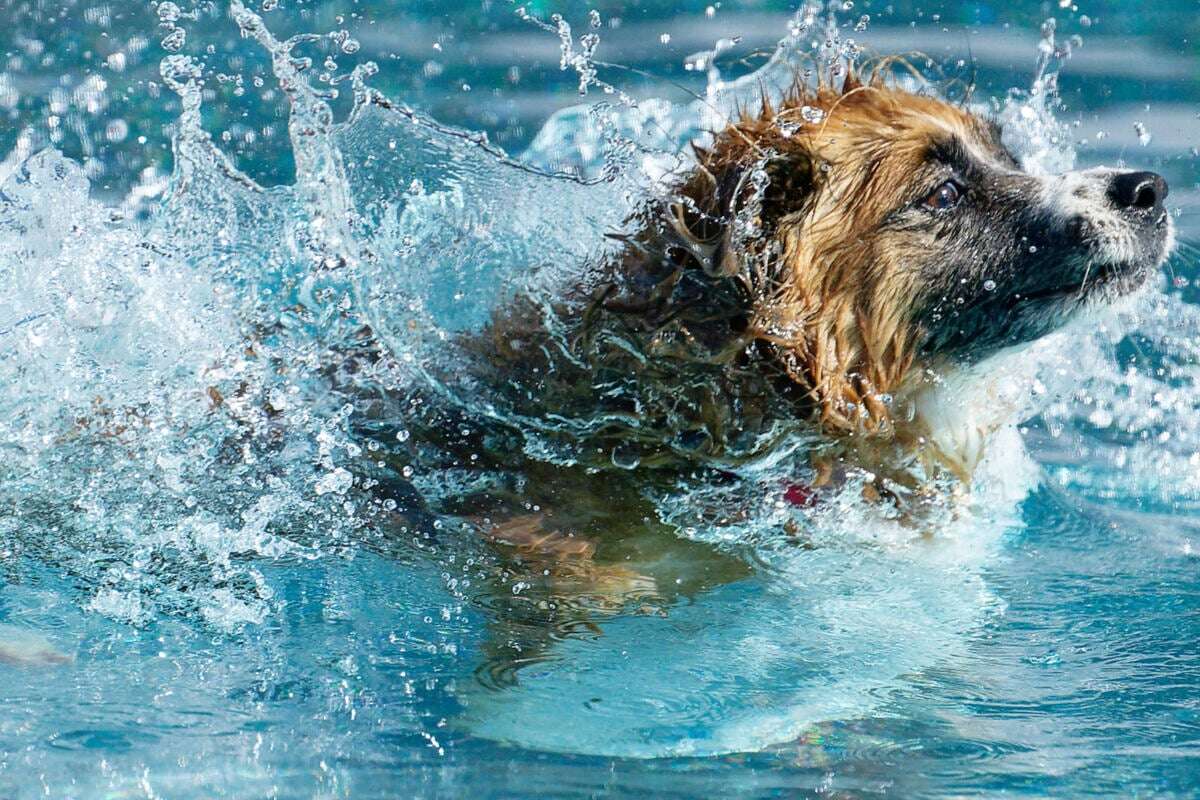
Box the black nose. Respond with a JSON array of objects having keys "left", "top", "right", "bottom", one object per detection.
[{"left": 1108, "top": 171, "right": 1168, "bottom": 213}]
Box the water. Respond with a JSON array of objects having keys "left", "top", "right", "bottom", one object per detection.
[{"left": 1, "top": 1, "right": 1198, "bottom": 797}]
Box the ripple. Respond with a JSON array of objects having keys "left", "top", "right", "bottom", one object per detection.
[{"left": 46, "top": 727, "right": 160, "bottom": 752}]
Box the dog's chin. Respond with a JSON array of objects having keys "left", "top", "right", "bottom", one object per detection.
[
  {"left": 1017, "top": 262, "right": 1157, "bottom": 343},
  {"left": 1031, "top": 259, "right": 1157, "bottom": 306},
  {"left": 967, "top": 242, "right": 1169, "bottom": 360},
  {"left": 1026, "top": 224, "right": 1173, "bottom": 312}
]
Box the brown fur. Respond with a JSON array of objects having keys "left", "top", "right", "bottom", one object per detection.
[
  {"left": 667, "top": 65, "right": 995, "bottom": 435},
  {"left": 470, "top": 63, "right": 1002, "bottom": 479},
  {"left": 390, "top": 61, "right": 1171, "bottom": 685}
]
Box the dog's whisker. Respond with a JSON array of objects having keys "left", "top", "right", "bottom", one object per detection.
[{"left": 1077, "top": 259, "right": 1094, "bottom": 299}]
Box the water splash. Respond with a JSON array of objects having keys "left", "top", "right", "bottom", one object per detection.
[
  {"left": 998, "top": 16, "right": 1081, "bottom": 175},
  {"left": 0, "top": 0, "right": 1192, "bottom": 771}
]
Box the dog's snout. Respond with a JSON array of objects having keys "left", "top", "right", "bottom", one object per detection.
[{"left": 1107, "top": 171, "right": 1168, "bottom": 213}]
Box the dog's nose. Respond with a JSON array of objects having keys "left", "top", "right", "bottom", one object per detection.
[{"left": 1108, "top": 171, "right": 1168, "bottom": 213}]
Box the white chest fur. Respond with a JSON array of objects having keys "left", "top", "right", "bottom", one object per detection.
[{"left": 908, "top": 334, "right": 1072, "bottom": 493}]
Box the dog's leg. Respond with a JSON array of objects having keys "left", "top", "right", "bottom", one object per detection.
[{"left": 476, "top": 513, "right": 663, "bottom": 613}]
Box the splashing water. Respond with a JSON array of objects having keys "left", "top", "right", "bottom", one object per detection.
[{"left": 0, "top": 1, "right": 1197, "bottom": 796}]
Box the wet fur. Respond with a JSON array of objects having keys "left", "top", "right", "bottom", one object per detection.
[
  {"left": 377, "top": 64, "right": 1172, "bottom": 685},
  {"left": 469, "top": 63, "right": 1170, "bottom": 490}
]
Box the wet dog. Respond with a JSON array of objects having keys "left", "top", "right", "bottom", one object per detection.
[
  {"left": 472, "top": 63, "right": 1173, "bottom": 494},
  {"left": 426, "top": 63, "right": 1174, "bottom": 633}
]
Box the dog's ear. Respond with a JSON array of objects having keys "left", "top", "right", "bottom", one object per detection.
[
  {"left": 668, "top": 140, "right": 819, "bottom": 279},
  {"left": 758, "top": 152, "right": 816, "bottom": 228},
  {"left": 686, "top": 151, "right": 818, "bottom": 279}
]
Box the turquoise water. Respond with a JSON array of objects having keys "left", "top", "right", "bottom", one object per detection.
[{"left": 1, "top": 1, "right": 1199, "bottom": 798}]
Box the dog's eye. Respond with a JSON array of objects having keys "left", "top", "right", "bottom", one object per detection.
[{"left": 923, "top": 180, "right": 964, "bottom": 211}]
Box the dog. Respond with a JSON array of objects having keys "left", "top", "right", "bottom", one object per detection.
[
  {"left": 461, "top": 62, "right": 1172, "bottom": 495},
  {"left": 386, "top": 61, "right": 1175, "bottom": 660}
]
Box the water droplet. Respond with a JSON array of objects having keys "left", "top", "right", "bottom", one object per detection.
[
  {"left": 157, "top": 2, "right": 182, "bottom": 23},
  {"left": 314, "top": 467, "right": 353, "bottom": 496},
  {"left": 1134, "top": 121, "right": 1152, "bottom": 147},
  {"left": 800, "top": 105, "right": 825, "bottom": 124},
  {"left": 984, "top": 279, "right": 997, "bottom": 292},
  {"left": 267, "top": 387, "right": 289, "bottom": 411},
  {"left": 160, "top": 28, "right": 186, "bottom": 53},
  {"left": 611, "top": 444, "right": 641, "bottom": 470},
  {"left": 104, "top": 119, "right": 129, "bottom": 143},
  {"left": 777, "top": 120, "right": 801, "bottom": 138}
]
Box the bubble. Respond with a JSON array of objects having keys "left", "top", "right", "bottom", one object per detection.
[{"left": 103, "top": 119, "right": 128, "bottom": 142}]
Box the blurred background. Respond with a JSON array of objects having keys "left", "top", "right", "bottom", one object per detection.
[{"left": 1, "top": 0, "right": 1197, "bottom": 206}]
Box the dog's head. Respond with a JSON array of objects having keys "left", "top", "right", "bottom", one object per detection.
[{"left": 679, "top": 66, "right": 1174, "bottom": 435}]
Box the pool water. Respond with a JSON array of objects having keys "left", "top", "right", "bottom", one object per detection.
[{"left": 1, "top": 1, "right": 1199, "bottom": 798}]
